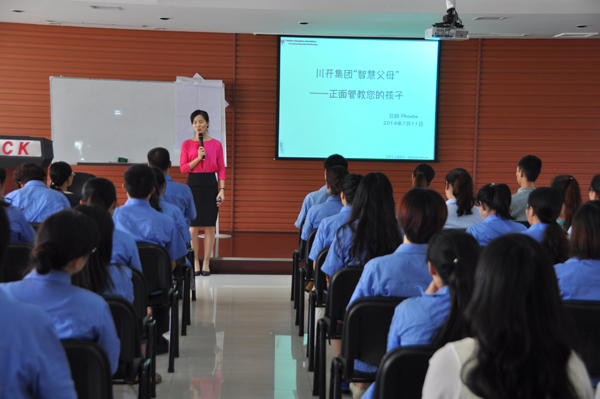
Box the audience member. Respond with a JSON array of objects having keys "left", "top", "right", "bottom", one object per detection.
[
  {"left": 555, "top": 201, "right": 600, "bottom": 300},
  {"left": 49, "top": 161, "right": 80, "bottom": 208},
  {"left": 0, "top": 205, "right": 77, "bottom": 398},
  {"left": 5, "top": 162, "right": 70, "bottom": 222},
  {"left": 412, "top": 163, "right": 435, "bottom": 188},
  {"left": 0, "top": 210, "right": 120, "bottom": 374},
  {"left": 588, "top": 174, "right": 600, "bottom": 200},
  {"left": 152, "top": 167, "right": 192, "bottom": 244},
  {"left": 551, "top": 174, "right": 582, "bottom": 231},
  {"left": 81, "top": 177, "right": 142, "bottom": 272},
  {"left": 301, "top": 165, "right": 348, "bottom": 240},
  {"left": 0, "top": 167, "right": 35, "bottom": 243},
  {"left": 524, "top": 187, "right": 568, "bottom": 264},
  {"left": 466, "top": 183, "right": 527, "bottom": 245},
  {"left": 443, "top": 168, "right": 483, "bottom": 229},
  {"left": 294, "top": 154, "right": 348, "bottom": 228},
  {"left": 422, "top": 234, "right": 593, "bottom": 399},
  {"left": 511, "top": 155, "right": 542, "bottom": 222}
]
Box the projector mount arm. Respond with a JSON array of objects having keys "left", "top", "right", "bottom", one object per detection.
[{"left": 433, "top": 0, "right": 464, "bottom": 29}]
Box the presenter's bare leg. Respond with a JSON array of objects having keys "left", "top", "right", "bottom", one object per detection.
[
  {"left": 203, "top": 226, "right": 216, "bottom": 272},
  {"left": 190, "top": 226, "right": 201, "bottom": 273}
]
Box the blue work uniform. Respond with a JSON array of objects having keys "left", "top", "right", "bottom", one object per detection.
[
  {"left": 301, "top": 196, "right": 343, "bottom": 241},
  {"left": 308, "top": 205, "right": 352, "bottom": 261},
  {"left": 113, "top": 198, "right": 188, "bottom": 262},
  {"left": 294, "top": 185, "right": 328, "bottom": 228},
  {"left": 443, "top": 199, "right": 483, "bottom": 229},
  {"left": 321, "top": 222, "right": 361, "bottom": 276},
  {"left": 522, "top": 223, "right": 548, "bottom": 243},
  {"left": 163, "top": 175, "right": 197, "bottom": 225},
  {"left": 555, "top": 258, "right": 600, "bottom": 300},
  {"left": 466, "top": 214, "right": 527, "bottom": 246},
  {"left": 1, "top": 269, "right": 120, "bottom": 374},
  {"left": 0, "top": 287, "right": 77, "bottom": 399},
  {"left": 104, "top": 264, "right": 134, "bottom": 303},
  {"left": 111, "top": 228, "right": 142, "bottom": 272},
  {"left": 5, "top": 204, "right": 36, "bottom": 243},
  {"left": 160, "top": 198, "right": 192, "bottom": 243},
  {"left": 361, "top": 286, "right": 451, "bottom": 399},
  {"left": 5, "top": 180, "right": 70, "bottom": 223}
]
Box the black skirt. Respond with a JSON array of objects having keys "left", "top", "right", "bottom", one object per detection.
[{"left": 187, "top": 173, "right": 219, "bottom": 227}]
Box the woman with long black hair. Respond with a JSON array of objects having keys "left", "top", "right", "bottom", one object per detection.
[{"left": 443, "top": 168, "right": 483, "bottom": 229}]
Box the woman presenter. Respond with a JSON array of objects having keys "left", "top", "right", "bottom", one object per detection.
[{"left": 180, "top": 110, "right": 225, "bottom": 276}]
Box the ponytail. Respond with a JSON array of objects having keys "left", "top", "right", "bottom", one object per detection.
[
  {"left": 412, "top": 172, "right": 428, "bottom": 188},
  {"left": 528, "top": 187, "right": 569, "bottom": 264},
  {"left": 30, "top": 242, "right": 59, "bottom": 275},
  {"left": 326, "top": 166, "right": 349, "bottom": 198},
  {"left": 341, "top": 174, "right": 363, "bottom": 205},
  {"left": 551, "top": 175, "right": 582, "bottom": 231},
  {"left": 445, "top": 168, "right": 475, "bottom": 216},
  {"left": 476, "top": 183, "right": 514, "bottom": 220}
]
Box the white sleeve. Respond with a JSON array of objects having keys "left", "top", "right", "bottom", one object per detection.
[{"left": 422, "top": 343, "right": 462, "bottom": 399}]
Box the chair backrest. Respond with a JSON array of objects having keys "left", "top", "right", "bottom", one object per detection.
[
  {"left": 324, "top": 267, "right": 363, "bottom": 324},
  {"left": 1, "top": 243, "right": 33, "bottom": 282},
  {"left": 373, "top": 346, "right": 438, "bottom": 399},
  {"left": 314, "top": 246, "right": 330, "bottom": 304},
  {"left": 563, "top": 300, "right": 600, "bottom": 375},
  {"left": 129, "top": 267, "right": 149, "bottom": 324},
  {"left": 62, "top": 339, "right": 114, "bottom": 399},
  {"left": 305, "top": 228, "right": 318, "bottom": 264},
  {"left": 69, "top": 172, "right": 96, "bottom": 196},
  {"left": 28, "top": 222, "right": 41, "bottom": 232},
  {"left": 516, "top": 220, "right": 531, "bottom": 228},
  {"left": 104, "top": 295, "right": 142, "bottom": 380},
  {"left": 298, "top": 218, "right": 305, "bottom": 248},
  {"left": 340, "top": 296, "right": 406, "bottom": 378},
  {"left": 136, "top": 243, "right": 172, "bottom": 293}
]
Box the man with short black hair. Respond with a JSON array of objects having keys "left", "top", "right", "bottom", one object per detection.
[{"left": 511, "top": 155, "right": 542, "bottom": 222}]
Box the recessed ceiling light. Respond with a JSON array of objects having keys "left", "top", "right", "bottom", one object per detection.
[
  {"left": 298, "top": 22, "right": 310, "bottom": 25},
  {"left": 473, "top": 16, "right": 506, "bottom": 21},
  {"left": 89, "top": 5, "right": 123, "bottom": 10},
  {"left": 153, "top": 27, "right": 166, "bottom": 30},
  {"left": 159, "top": 17, "right": 171, "bottom": 21},
  {"left": 11, "top": 9, "right": 24, "bottom": 13},
  {"left": 554, "top": 32, "right": 598, "bottom": 38}
]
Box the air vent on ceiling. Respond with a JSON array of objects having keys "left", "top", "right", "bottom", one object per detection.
[
  {"left": 554, "top": 32, "right": 598, "bottom": 38},
  {"left": 89, "top": 5, "right": 123, "bottom": 10},
  {"left": 46, "top": 20, "right": 146, "bottom": 28},
  {"left": 469, "top": 33, "right": 529, "bottom": 38},
  {"left": 473, "top": 16, "right": 507, "bottom": 21}
]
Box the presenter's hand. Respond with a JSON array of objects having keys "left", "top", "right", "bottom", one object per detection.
[
  {"left": 197, "top": 146, "right": 206, "bottom": 160},
  {"left": 216, "top": 190, "right": 225, "bottom": 207}
]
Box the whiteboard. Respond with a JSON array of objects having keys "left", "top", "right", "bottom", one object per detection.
[{"left": 51, "top": 77, "right": 193, "bottom": 166}]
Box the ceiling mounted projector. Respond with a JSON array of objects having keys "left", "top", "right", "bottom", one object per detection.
[{"left": 425, "top": 0, "right": 469, "bottom": 40}]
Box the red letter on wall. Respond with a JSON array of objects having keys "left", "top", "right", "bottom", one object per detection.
[
  {"left": 2, "top": 141, "right": 13, "bottom": 155},
  {"left": 18, "top": 142, "right": 30, "bottom": 155}
]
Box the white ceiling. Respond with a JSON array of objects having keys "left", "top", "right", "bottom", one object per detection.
[{"left": 1, "top": 0, "right": 599, "bottom": 39}]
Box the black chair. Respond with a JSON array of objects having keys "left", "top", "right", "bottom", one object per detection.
[
  {"left": 104, "top": 296, "right": 151, "bottom": 399},
  {"left": 130, "top": 267, "right": 158, "bottom": 398},
  {"left": 136, "top": 243, "right": 180, "bottom": 373},
  {"left": 330, "top": 296, "right": 407, "bottom": 399},
  {"left": 516, "top": 220, "right": 531, "bottom": 228},
  {"left": 62, "top": 339, "right": 114, "bottom": 399},
  {"left": 307, "top": 246, "right": 329, "bottom": 371},
  {"left": 172, "top": 256, "right": 192, "bottom": 336},
  {"left": 69, "top": 172, "right": 96, "bottom": 197},
  {"left": 563, "top": 300, "right": 600, "bottom": 377},
  {"left": 372, "top": 346, "right": 438, "bottom": 399},
  {"left": 291, "top": 218, "right": 306, "bottom": 303},
  {"left": 28, "top": 222, "right": 41, "bottom": 232},
  {"left": 1, "top": 243, "right": 32, "bottom": 282},
  {"left": 313, "top": 267, "right": 363, "bottom": 398},
  {"left": 296, "top": 228, "right": 318, "bottom": 335}
]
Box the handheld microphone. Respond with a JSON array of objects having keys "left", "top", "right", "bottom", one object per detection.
[{"left": 199, "top": 134, "right": 205, "bottom": 161}]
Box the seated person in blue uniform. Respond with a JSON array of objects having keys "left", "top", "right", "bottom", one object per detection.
[
  {"left": 466, "top": 183, "right": 527, "bottom": 245},
  {"left": 5, "top": 162, "right": 70, "bottom": 223},
  {"left": 443, "top": 168, "right": 484, "bottom": 229},
  {"left": 0, "top": 205, "right": 78, "bottom": 399},
  {"left": 147, "top": 147, "right": 197, "bottom": 225},
  {"left": 523, "top": 187, "right": 568, "bottom": 264},
  {"left": 511, "top": 155, "right": 542, "bottom": 222},
  {"left": 551, "top": 174, "right": 582, "bottom": 231},
  {"left": 555, "top": 201, "right": 600, "bottom": 301},
  {"left": 358, "top": 229, "right": 480, "bottom": 399},
  {"left": 411, "top": 163, "right": 435, "bottom": 188},
  {"left": 295, "top": 154, "right": 348, "bottom": 228},
  {"left": 113, "top": 165, "right": 188, "bottom": 270},
  {"left": 588, "top": 174, "right": 600, "bottom": 201},
  {"left": 0, "top": 167, "right": 35, "bottom": 243},
  {"left": 49, "top": 161, "right": 81, "bottom": 208},
  {"left": 81, "top": 177, "right": 142, "bottom": 272},
  {"left": 0, "top": 210, "right": 120, "bottom": 374},
  {"left": 308, "top": 173, "right": 363, "bottom": 262},
  {"left": 73, "top": 204, "right": 134, "bottom": 303},
  {"left": 301, "top": 165, "right": 348, "bottom": 241},
  {"left": 152, "top": 167, "right": 192, "bottom": 245},
  {"left": 321, "top": 172, "right": 403, "bottom": 278}
]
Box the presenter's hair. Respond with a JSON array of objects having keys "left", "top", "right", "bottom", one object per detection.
[
  {"left": 570, "top": 201, "right": 600, "bottom": 260},
  {"left": 72, "top": 205, "right": 114, "bottom": 294},
  {"left": 527, "top": 187, "right": 568, "bottom": 264},
  {"left": 49, "top": 161, "right": 72, "bottom": 190},
  {"left": 398, "top": 188, "right": 447, "bottom": 244},
  {"left": 476, "top": 183, "right": 514, "bottom": 220},
  {"left": 190, "top": 110, "right": 209, "bottom": 124},
  {"left": 413, "top": 163, "right": 435, "bottom": 186},
  {"left": 445, "top": 168, "right": 475, "bottom": 216},
  {"left": 0, "top": 203, "right": 10, "bottom": 260},
  {"left": 147, "top": 147, "right": 171, "bottom": 171},
  {"left": 517, "top": 155, "right": 542, "bottom": 182},
  {"left": 590, "top": 175, "right": 600, "bottom": 198},
  {"left": 326, "top": 166, "right": 349, "bottom": 197},
  {"left": 341, "top": 174, "right": 363, "bottom": 205},
  {"left": 550, "top": 175, "right": 582, "bottom": 231},
  {"left": 30, "top": 210, "right": 99, "bottom": 275},
  {"left": 428, "top": 229, "right": 479, "bottom": 347},
  {"left": 324, "top": 154, "right": 348, "bottom": 171},
  {"left": 463, "top": 234, "right": 576, "bottom": 399},
  {"left": 0, "top": 167, "right": 7, "bottom": 186},
  {"left": 124, "top": 165, "right": 156, "bottom": 199},
  {"left": 82, "top": 178, "right": 117, "bottom": 210},
  {"left": 13, "top": 162, "right": 46, "bottom": 186}
]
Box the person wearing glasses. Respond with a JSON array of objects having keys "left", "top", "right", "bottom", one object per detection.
[{"left": 49, "top": 161, "right": 81, "bottom": 208}]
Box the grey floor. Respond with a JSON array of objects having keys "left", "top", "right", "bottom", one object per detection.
[{"left": 114, "top": 274, "right": 346, "bottom": 399}]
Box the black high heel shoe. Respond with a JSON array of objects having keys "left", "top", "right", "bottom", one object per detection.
[{"left": 201, "top": 270, "right": 211, "bottom": 276}]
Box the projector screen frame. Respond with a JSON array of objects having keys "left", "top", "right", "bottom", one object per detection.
[{"left": 275, "top": 34, "right": 441, "bottom": 163}]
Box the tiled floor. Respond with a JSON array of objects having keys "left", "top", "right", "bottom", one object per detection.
[{"left": 115, "top": 274, "right": 344, "bottom": 399}]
